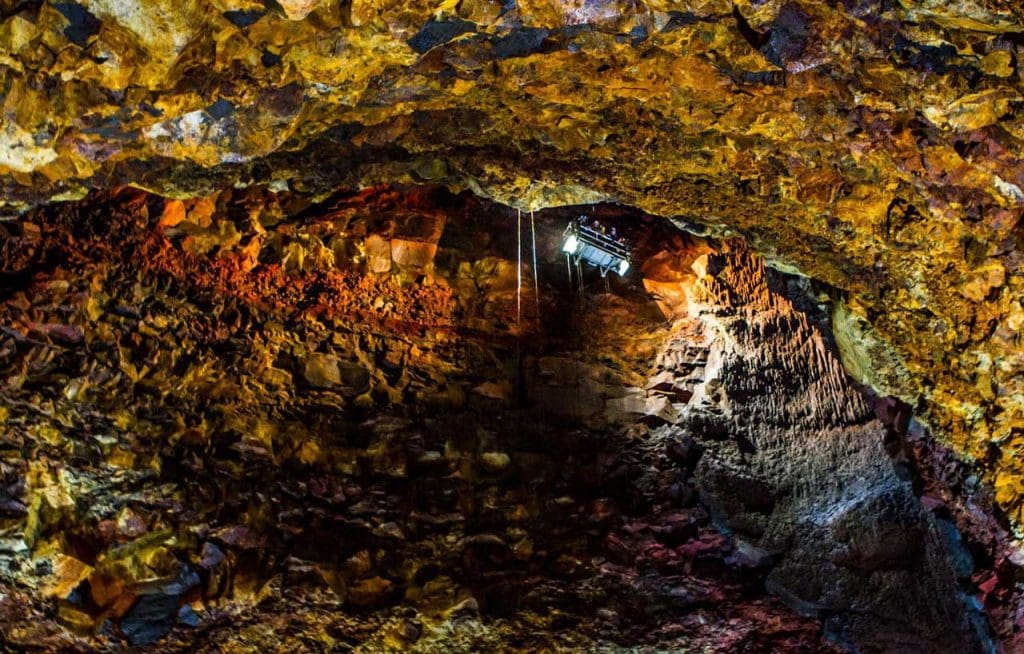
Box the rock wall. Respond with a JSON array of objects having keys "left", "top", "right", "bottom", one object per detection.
[
  {"left": 0, "top": 187, "right": 1010, "bottom": 651},
  {"left": 673, "top": 241, "right": 991, "bottom": 651},
  {"left": 2, "top": 1, "right": 1022, "bottom": 531}
]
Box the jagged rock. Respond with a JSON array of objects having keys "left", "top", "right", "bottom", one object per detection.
[
  {"left": 303, "top": 353, "right": 342, "bottom": 388},
  {"left": 6, "top": 4, "right": 1023, "bottom": 519},
  {"left": 348, "top": 577, "right": 396, "bottom": 607},
  {"left": 666, "top": 435, "right": 698, "bottom": 466},
  {"left": 38, "top": 555, "right": 92, "bottom": 600},
  {"left": 158, "top": 200, "right": 186, "bottom": 229},
  {"left": 390, "top": 238, "right": 437, "bottom": 271},
  {"left": 277, "top": 0, "right": 327, "bottom": 21},
  {"left": 644, "top": 395, "right": 681, "bottom": 425},
  {"left": 604, "top": 388, "right": 646, "bottom": 423},
  {"left": 684, "top": 242, "right": 989, "bottom": 652},
  {"left": 302, "top": 354, "right": 370, "bottom": 396},
  {"left": 472, "top": 381, "right": 511, "bottom": 401},
  {"left": 197, "top": 542, "right": 225, "bottom": 570},
  {"left": 364, "top": 234, "right": 393, "bottom": 274},
  {"left": 446, "top": 597, "right": 479, "bottom": 618},
  {"left": 119, "top": 568, "right": 199, "bottom": 647},
  {"left": 0, "top": 186, "right": 1011, "bottom": 652},
  {"left": 480, "top": 452, "right": 510, "bottom": 471}
]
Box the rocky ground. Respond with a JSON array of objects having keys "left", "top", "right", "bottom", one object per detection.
[{"left": 0, "top": 187, "right": 1016, "bottom": 651}]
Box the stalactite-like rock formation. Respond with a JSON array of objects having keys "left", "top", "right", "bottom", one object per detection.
[{"left": 673, "top": 241, "right": 990, "bottom": 650}]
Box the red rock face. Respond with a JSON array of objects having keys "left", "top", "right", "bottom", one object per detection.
[{"left": 0, "top": 186, "right": 1008, "bottom": 651}]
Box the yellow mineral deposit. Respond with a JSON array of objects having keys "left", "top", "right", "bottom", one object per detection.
[{"left": 0, "top": 1, "right": 1022, "bottom": 651}]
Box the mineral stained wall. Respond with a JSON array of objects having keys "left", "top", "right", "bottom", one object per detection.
[
  {"left": 1, "top": 0, "right": 1022, "bottom": 536},
  {"left": 0, "top": 187, "right": 1013, "bottom": 651}
]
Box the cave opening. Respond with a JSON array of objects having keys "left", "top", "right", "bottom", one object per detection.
[{"left": 0, "top": 182, "right": 1010, "bottom": 653}]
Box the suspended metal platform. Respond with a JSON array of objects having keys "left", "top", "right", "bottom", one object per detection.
[{"left": 561, "top": 222, "right": 631, "bottom": 277}]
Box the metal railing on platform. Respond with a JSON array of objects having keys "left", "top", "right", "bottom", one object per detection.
[
  {"left": 562, "top": 223, "right": 631, "bottom": 258},
  {"left": 561, "top": 223, "right": 632, "bottom": 276}
]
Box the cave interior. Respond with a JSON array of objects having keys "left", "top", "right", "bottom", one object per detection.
[{"left": 2, "top": 1, "right": 1024, "bottom": 653}]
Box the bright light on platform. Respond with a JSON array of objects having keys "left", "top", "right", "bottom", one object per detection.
[
  {"left": 618, "top": 259, "right": 630, "bottom": 276},
  {"left": 562, "top": 234, "right": 579, "bottom": 254}
]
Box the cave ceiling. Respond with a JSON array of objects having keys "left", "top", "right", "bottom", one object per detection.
[{"left": 2, "top": 1, "right": 1024, "bottom": 528}]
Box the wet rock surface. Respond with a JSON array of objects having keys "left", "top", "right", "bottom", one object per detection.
[{"left": 0, "top": 187, "right": 1011, "bottom": 651}]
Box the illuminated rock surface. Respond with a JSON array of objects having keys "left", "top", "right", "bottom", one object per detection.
[
  {"left": 1, "top": 0, "right": 1023, "bottom": 529},
  {"left": 0, "top": 187, "right": 1015, "bottom": 651},
  {"left": 1, "top": 0, "right": 1023, "bottom": 650}
]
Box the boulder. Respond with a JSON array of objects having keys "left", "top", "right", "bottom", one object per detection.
[
  {"left": 481, "top": 452, "right": 510, "bottom": 471},
  {"left": 158, "top": 200, "right": 186, "bottom": 228},
  {"left": 119, "top": 567, "right": 200, "bottom": 647},
  {"left": 39, "top": 554, "right": 92, "bottom": 600},
  {"left": 364, "top": 234, "right": 392, "bottom": 274},
  {"left": 391, "top": 238, "right": 437, "bottom": 271},
  {"left": 303, "top": 353, "right": 342, "bottom": 388},
  {"left": 347, "top": 577, "right": 396, "bottom": 607},
  {"left": 302, "top": 354, "right": 370, "bottom": 396}
]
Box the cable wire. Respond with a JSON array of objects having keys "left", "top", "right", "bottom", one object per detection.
[
  {"left": 530, "top": 210, "right": 540, "bottom": 323},
  {"left": 516, "top": 207, "right": 522, "bottom": 327}
]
